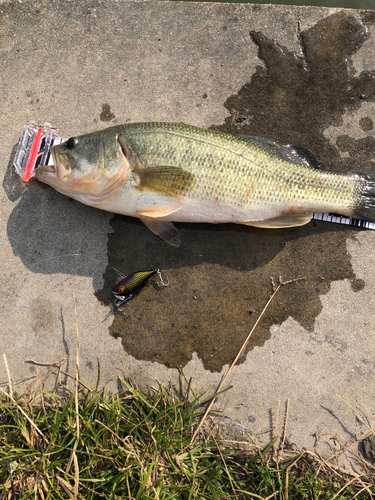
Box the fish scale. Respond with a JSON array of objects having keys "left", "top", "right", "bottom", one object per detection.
[
  {"left": 126, "top": 124, "right": 353, "bottom": 209},
  {"left": 139, "top": 127, "right": 346, "bottom": 209}
]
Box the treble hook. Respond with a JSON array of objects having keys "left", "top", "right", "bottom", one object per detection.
[{"left": 157, "top": 269, "right": 169, "bottom": 287}]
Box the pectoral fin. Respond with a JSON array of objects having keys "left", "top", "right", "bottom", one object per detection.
[
  {"left": 141, "top": 217, "right": 180, "bottom": 247},
  {"left": 241, "top": 214, "right": 312, "bottom": 228},
  {"left": 135, "top": 167, "right": 194, "bottom": 197}
]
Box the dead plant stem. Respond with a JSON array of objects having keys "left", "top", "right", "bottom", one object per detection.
[
  {"left": 3, "top": 353, "right": 12, "bottom": 398},
  {"left": 0, "top": 385, "right": 49, "bottom": 443},
  {"left": 65, "top": 289, "right": 81, "bottom": 498}
]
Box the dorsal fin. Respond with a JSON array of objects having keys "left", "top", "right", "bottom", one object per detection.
[{"left": 240, "top": 135, "right": 320, "bottom": 169}]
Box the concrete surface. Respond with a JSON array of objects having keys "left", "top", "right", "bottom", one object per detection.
[{"left": 1, "top": 0, "right": 375, "bottom": 473}]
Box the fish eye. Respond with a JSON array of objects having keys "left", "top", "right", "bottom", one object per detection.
[{"left": 66, "top": 137, "right": 78, "bottom": 149}]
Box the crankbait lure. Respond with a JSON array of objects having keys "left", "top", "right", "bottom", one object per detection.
[{"left": 112, "top": 269, "right": 169, "bottom": 307}]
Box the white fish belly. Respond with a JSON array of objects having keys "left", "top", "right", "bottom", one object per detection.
[{"left": 100, "top": 188, "right": 292, "bottom": 224}]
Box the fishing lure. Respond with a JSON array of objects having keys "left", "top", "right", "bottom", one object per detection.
[{"left": 112, "top": 269, "right": 169, "bottom": 307}]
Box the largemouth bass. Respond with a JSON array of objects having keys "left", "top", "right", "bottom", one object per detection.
[{"left": 35, "top": 122, "right": 375, "bottom": 246}]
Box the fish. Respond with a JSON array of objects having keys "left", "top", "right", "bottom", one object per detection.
[{"left": 35, "top": 122, "right": 375, "bottom": 246}]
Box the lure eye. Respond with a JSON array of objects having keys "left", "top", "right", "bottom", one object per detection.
[
  {"left": 113, "top": 285, "right": 124, "bottom": 294},
  {"left": 66, "top": 137, "right": 78, "bottom": 150}
]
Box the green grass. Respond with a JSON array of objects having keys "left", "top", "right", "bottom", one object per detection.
[{"left": 0, "top": 372, "right": 374, "bottom": 500}]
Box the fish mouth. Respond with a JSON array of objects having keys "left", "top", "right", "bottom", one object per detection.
[
  {"left": 35, "top": 147, "right": 57, "bottom": 178},
  {"left": 35, "top": 148, "right": 72, "bottom": 180},
  {"left": 36, "top": 163, "right": 56, "bottom": 175}
]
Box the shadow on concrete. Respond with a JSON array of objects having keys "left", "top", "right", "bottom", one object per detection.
[{"left": 321, "top": 405, "right": 357, "bottom": 439}]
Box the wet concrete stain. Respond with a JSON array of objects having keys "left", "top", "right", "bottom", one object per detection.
[
  {"left": 100, "top": 103, "right": 115, "bottom": 122},
  {"left": 359, "top": 116, "right": 373, "bottom": 131},
  {"left": 30, "top": 298, "right": 55, "bottom": 335},
  {"left": 96, "top": 12, "right": 375, "bottom": 372}
]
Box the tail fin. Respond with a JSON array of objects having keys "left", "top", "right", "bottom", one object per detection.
[{"left": 351, "top": 171, "right": 375, "bottom": 222}]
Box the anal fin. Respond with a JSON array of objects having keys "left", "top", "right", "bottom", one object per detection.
[{"left": 240, "top": 213, "right": 312, "bottom": 229}]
